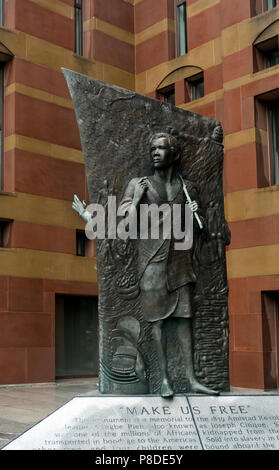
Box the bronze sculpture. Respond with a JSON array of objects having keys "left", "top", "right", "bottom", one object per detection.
[
  {"left": 64, "top": 69, "right": 230, "bottom": 396},
  {"left": 117, "top": 132, "right": 219, "bottom": 397}
]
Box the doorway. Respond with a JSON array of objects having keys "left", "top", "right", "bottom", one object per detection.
[
  {"left": 262, "top": 291, "right": 279, "bottom": 389},
  {"left": 55, "top": 295, "right": 99, "bottom": 378}
]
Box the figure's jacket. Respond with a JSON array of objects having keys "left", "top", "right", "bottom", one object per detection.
[{"left": 119, "top": 175, "right": 203, "bottom": 292}]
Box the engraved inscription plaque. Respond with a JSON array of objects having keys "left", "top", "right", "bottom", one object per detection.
[
  {"left": 3, "top": 395, "right": 279, "bottom": 450},
  {"left": 189, "top": 395, "right": 279, "bottom": 450},
  {"left": 2, "top": 396, "right": 201, "bottom": 451}
]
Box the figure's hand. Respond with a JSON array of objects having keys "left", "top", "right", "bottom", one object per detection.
[
  {"left": 133, "top": 177, "right": 149, "bottom": 205},
  {"left": 189, "top": 201, "right": 198, "bottom": 213},
  {"left": 72, "top": 194, "right": 87, "bottom": 216},
  {"left": 72, "top": 194, "right": 92, "bottom": 223}
]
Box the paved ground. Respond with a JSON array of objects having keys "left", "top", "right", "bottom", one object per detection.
[
  {"left": 0, "top": 378, "right": 278, "bottom": 449},
  {"left": 0, "top": 378, "right": 99, "bottom": 449}
]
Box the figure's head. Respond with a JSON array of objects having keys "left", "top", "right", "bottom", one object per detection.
[{"left": 149, "top": 132, "right": 180, "bottom": 170}]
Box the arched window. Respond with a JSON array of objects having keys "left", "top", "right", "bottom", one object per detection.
[
  {"left": 253, "top": 20, "right": 279, "bottom": 72},
  {"left": 156, "top": 66, "right": 204, "bottom": 106}
]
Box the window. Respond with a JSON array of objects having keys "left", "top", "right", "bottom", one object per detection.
[
  {"left": 76, "top": 229, "right": 95, "bottom": 257},
  {"left": 261, "top": 292, "right": 279, "bottom": 389},
  {"left": 74, "top": 0, "right": 83, "bottom": 55},
  {"left": 157, "top": 73, "right": 204, "bottom": 106},
  {"left": 253, "top": 26, "right": 279, "bottom": 72},
  {"left": 254, "top": 37, "right": 279, "bottom": 71},
  {"left": 0, "top": 219, "right": 12, "bottom": 247},
  {"left": 251, "top": 0, "right": 277, "bottom": 16},
  {"left": 0, "top": 220, "right": 5, "bottom": 247},
  {"left": 157, "top": 85, "right": 175, "bottom": 105},
  {"left": 156, "top": 66, "right": 204, "bottom": 106},
  {"left": 255, "top": 93, "right": 279, "bottom": 187},
  {"left": 185, "top": 72, "right": 204, "bottom": 102},
  {"left": 0, "top": 66, "right": 3, "bottom": 189},
  {"left": 270, "top": 102, "right": 279, "bottom": 185},
  {"left": 267, "top": 49, "right": 279, "bottom": 66},
  {"left": 0, "top": 46, "right": 14, "bottom": 189},
  {"left": 0, "top": 0, "right": 3, "bottom": 26},
  {"left": 266, "top": 0, "right": 277, "bottom": 10},
  {"left": 76, "top": 229, "right": 86, "bottom": 256},
  {"left": 176, "top": 1, "right": 187, "bottom": 56}
]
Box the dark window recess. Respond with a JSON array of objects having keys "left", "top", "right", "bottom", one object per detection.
[
  {"left": 254, "top": 93, "right": 279, "bottom": 187},
  {"left": 74, "top": 0, "right": 83, "bottom": 55},
  {"left": 254, "top": 36, "right": 279, "bottom": 72},
  {"left": 261, "top": 292, "right": 279, "bottom": 390},
  {"left": 266, "top": 0, "right": 277, "bottom": 10},
  {"left": 0, "top": 67, "right": 3, "bottom": 189},
  {"left": 267, "top": 49, "right": 279, "bottom": 67},
  {"left": 176, "top": 0, "right": 187, "bottom": 56},
  {"left": 0, "top": 222, "right": 4, "bottom": 247},
  {"left": 270, "top": 102, "right": 279, "bottom": 185},
  {"left": 251, "top": 0, "right": 277, "bottom": 16},
  {"left": 157, "top": 85, "right": 175, "bottom": 105},
  {"left": 186, "top": 73, "right": 204, "bottom": 101},
  {"left": 76, "top": 230, "right": 86, "bottom": 256},
  {"left": 192, "top": 77, "right": 204, "bottom": 100},
  {"left": 0, "top": 219, "right": 12, "bottom": 247},
  {"left": 0, "top": 0, "right": 3, "bottom": 26}
]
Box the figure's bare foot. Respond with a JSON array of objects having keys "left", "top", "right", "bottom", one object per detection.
[
  {"left": 189, "top": 379, "right": 219, "bottom": 396},
  {"left": 160, "top": 378, "right": 174, "bottom": 398}
]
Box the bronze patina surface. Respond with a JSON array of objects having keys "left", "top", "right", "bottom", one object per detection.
[{"left": 64, "top": 69, "right": 230, "bottom": 396}]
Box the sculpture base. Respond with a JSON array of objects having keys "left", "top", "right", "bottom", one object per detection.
[{"left": 2, "top": 394, "right": 279, "bottom": 450}]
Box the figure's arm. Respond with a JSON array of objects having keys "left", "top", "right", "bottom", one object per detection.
[
  {"left": 72, "top": 194, "right": 91, "bottom": 223},
  {"left": 132, "top": 177, "right": 149, "bottom": 207},
  {"left": 185, "top": 185, "right": 204, "bottom": 231},
  {"left": 119, "top": 177, "right": 148, "bottom": 214}
]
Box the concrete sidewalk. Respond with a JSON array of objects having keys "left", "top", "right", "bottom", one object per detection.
[{"left": 0, "top": 378, "right": 99, "bottom": 449}]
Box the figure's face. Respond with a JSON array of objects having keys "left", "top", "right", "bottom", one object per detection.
[{"left": 150, "top": 137, "right": 174, "bottom": 169}]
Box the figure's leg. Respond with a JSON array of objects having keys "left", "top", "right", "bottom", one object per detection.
[
  {"left": 175, "top": 318, "right": 219, "bottom": 395},
  {"left": 151, "top": 320, "right": 173, "bottom": 398}
]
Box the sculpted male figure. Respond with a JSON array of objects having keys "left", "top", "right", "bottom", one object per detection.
[{"left": 119, "top": 132, "right": 219, "bottom": 397}]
